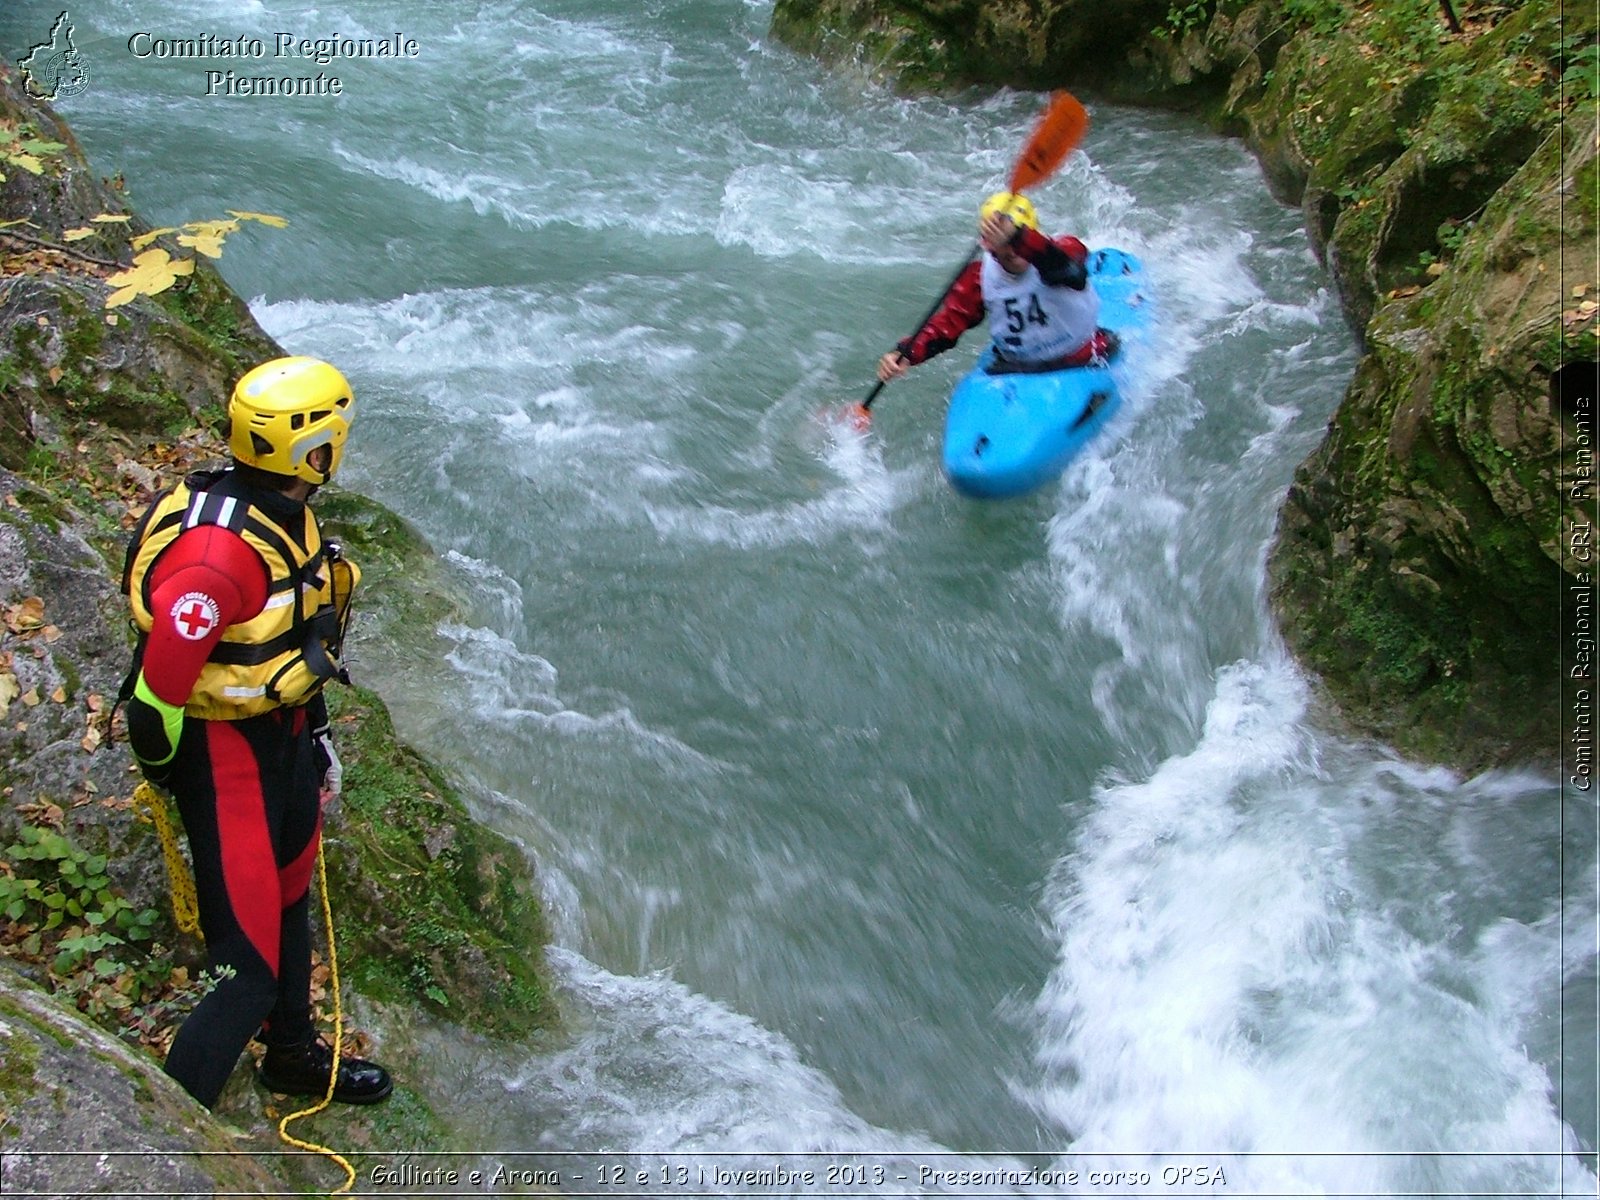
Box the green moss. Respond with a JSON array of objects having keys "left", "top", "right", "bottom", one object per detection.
[
  {"left": 1576, "top": 151, "right": 1600, "bottom": 229},
  {"left": 0, "top": 1015, "right": 42, "bottom": 1107},
  {"left": 322, "top": 685, "right": 557, "bottom": 1038}
]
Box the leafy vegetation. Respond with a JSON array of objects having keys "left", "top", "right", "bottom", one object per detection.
[
  {"left": 0, "top": 120, "right": 65, "bottom": 182},
  {"left": 0, "top": 821, "right": 206, "bottom": 1055}
]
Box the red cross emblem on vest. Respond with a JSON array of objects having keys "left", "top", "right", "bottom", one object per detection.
[{"left": 169, "top": 592, "right": 221, "bottom": 642}]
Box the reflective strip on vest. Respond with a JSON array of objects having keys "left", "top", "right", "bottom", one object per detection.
[{"left": 124, "top": 479, "right": 345, "bottom": 720}]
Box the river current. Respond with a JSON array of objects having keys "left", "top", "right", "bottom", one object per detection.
[{"left": 6, "top": 0, "right": 1595, "bottom": 1194}]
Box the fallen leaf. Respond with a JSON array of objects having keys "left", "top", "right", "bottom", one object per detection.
[
  {"left": 103, "top": 248, "right": 195, "bottom": 308},
  {"left": 20, "top": 688, "right": 40, "bottom": 708},
  {"left": 130, "top": 227, "right": 178, "bottom": 250},
  {"left": 228, "top": 210, "right": 289, "bottom": 228},
  {"left": 47, "top": 366, "right": 62, "bottom": 385},
  {"left": 61, "top": 226, "right": 95, "bottom": 242},
  {"left": 0, "top": 671, "right": 18, "bottom": 710},
  {"left": 91, "top": 213, "right": 132, "bottom": 224},
  {"left": 176, "top": 231, "right": 225, "bottom": 259},
  {"left": 104, "top": 313, "right": 118, "bottom": 326},
  {"left": 17, "top": 801, "right": 64, "bottom": 829},
  {"left": 49, "top": 686, "right": 65, "bottom": 704},
  {"left": 81, "top": 725, "right": 102, "bottom": 753},
  {"left": 5, "top": 597, "right": 45, "bottom": 634}
]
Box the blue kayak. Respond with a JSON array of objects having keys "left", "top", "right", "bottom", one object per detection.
[{"left": 942, "top": 248, "right": 1148, "bottom": 499}]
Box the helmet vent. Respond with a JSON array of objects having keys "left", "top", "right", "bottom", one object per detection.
[
  {"left": 290, "top": 413, "right": 305, "bottom": 430},
  {"left": 310, "top": 410, "right": 331, "bottom": 423},
  {"left": 251, "top": 433, "right": 274, "bottom": 457}
]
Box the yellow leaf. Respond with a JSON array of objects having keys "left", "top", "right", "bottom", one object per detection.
[
  {"left": 176, "top": 231, "right": 225, "bottom": 259},
  {"left": 181, "top": 218, "right": 238, "bottom": 240},
  {"left": 81, "top": 725, "right": 102, "bottom": 753},
  {"left": 105, "top": 313, "right": 118, "bottom": 326},
  {"left": 47, "top": 366, "right": 62, "bottom": 385},
  {"left": 130, "top": 227, "right": 178, "bottom": 250},
  {"left": 10, "top": 153, "right": 43, "bottom": 176},
  {"left": 91, "top": 213, "right": 132, "bottom": 224},
  {"left": 0, "top": 671, "right": 18, "bottom": 711},
  {"left": 228, "top": 210, "right": 289, "bottom": 228},
  {"left": 49, "top": 686, "right": 66, "bottom": 704},
  {"left": 103, "top": 248, "right": 194, "bottom": 308},
  {"left": 20, "top": 687, "right": 40, "bottom": 708},
  {"left": 62, "top": 226, "right": 95, "bottom": 241}
]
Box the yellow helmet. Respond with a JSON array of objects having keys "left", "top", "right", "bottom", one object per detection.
[
  {"left": 228, "top": 356, "right": 354, "bottom": 485},
  {"left": 979, "top": 191, "right": 1038, "bottom": 232}
]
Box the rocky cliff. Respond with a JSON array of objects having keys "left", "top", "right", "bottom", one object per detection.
[
  {"left": 773, "top": 0, "right": 1597, "bottom": 771},
  {"left": 0, "top": 61, "right": 557, "bottom": 1193}
]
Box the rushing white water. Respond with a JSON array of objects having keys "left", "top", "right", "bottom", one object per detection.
[{"left": 9, "top": 0, "right": 1594, "bottom": 1192}]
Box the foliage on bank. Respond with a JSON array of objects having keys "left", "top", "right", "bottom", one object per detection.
[{"left": 770, "top": 0, "right": 1597, "bottom": 770}]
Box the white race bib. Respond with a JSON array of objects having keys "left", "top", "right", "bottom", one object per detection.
[{"left": 981, "top": 254, "right": 1099, "bottom": 362}]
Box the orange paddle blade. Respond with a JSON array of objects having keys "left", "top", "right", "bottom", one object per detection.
[{"left": 1007, "top": 92, "right": 1089, "bottom": 194}]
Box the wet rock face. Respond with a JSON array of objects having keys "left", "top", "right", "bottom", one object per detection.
[
  {"left": 0, "top": 968, "right": 288, "bottom": 1198},
  {"left": 1269, "top": 106, "right": 1596, "bottom": 771},
  {"left": 771, "top": 0, "right": 1171, "bottom": 89}
]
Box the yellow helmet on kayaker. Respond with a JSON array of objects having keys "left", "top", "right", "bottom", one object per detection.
[
  {"left": 228, "top": 356, "right": 354, "bottom": 485},
  {"left": 979, "top": 191, "right": 1038, "bottom": 232}
]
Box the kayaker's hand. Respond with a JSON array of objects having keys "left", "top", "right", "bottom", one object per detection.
[
  {"left": 876, "top": 350, "right": 909, "bottom": 383},
  {"left": 979, "top": 212, "right": 1017, "bottom": 255}
]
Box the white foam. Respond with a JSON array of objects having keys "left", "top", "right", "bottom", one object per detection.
[{"left": 1024, "top": 659, "right": 1596, "bottom": 1195}]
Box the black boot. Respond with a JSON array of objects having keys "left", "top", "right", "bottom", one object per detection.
[{"left": 257, "top": 1035, "right": 394, "bottom": 1105}]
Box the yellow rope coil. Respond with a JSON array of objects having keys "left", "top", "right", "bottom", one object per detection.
[{"left": 131, "top": 781, "right": 199, "bottom": 937}]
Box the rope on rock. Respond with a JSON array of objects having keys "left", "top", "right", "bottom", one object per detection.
[
  {"left": 275, "top": 844, "right": 356, "bottom": 1195},
  {"left": 131, "top": 781, "right": 199, "bottom": 937}
]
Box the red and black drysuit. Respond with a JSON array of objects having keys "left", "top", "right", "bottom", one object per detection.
[
  {"left": 893, "top": 226, "right": 1114, "bottom": 370},
  {"left": 124, "top": 470, "right": 335, "bottom": 1109}
]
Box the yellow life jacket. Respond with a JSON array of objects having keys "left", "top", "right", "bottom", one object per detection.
[{"left": 122, "top": 469, "right": 359, "bottom": 720}]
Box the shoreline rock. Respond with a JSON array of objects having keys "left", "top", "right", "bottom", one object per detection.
[{"left": 0, "top": 60, "right": 558, "bottom": 1193}]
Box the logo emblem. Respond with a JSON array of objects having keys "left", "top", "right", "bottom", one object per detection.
[
  {"left": 170, "top": 592, "right": 221, "bottom": 642},
  {"left": 18, "top": 12, "right": 91, "bottom": 101}
]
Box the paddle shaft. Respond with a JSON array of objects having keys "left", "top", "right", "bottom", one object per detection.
[{"left": 861, "top": 243, "right": 977, "bottom": 411}]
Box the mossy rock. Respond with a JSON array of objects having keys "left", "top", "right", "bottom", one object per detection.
[
  {"left": 770, "top": 0, "right": 1170, "bottom": 90},
  {"left": 321, "top": 684, "right": 557, "bottom": 1038},
  {"left": 1269, "top": 100, "right": 1595, "bottom": 770}
]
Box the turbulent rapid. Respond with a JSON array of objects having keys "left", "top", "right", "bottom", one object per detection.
[{"left": 22, "top": 0, "right": 1596, "bottom": 1192}]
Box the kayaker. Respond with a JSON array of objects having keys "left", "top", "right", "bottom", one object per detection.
[
  {"left": 122, "top": 355, "right": 393, "bottom": 1111},
  {"left": 876, "top": 192, "right": 1116, "bottom": 384}
]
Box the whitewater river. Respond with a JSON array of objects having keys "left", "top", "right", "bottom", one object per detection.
[{"left": 8, "top": 0, "right": 1596, "bottom": 1194}]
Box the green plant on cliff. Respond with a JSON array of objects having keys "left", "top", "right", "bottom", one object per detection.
[
  {"left": 0, "top": 822, "right": 199, "bottom": 1049},
  {"left": 1561, "top": 40, "right": 1599, "bottom": 100},
  {"left": 0, "top": 120, "right": 64, "bottom": 184}
]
